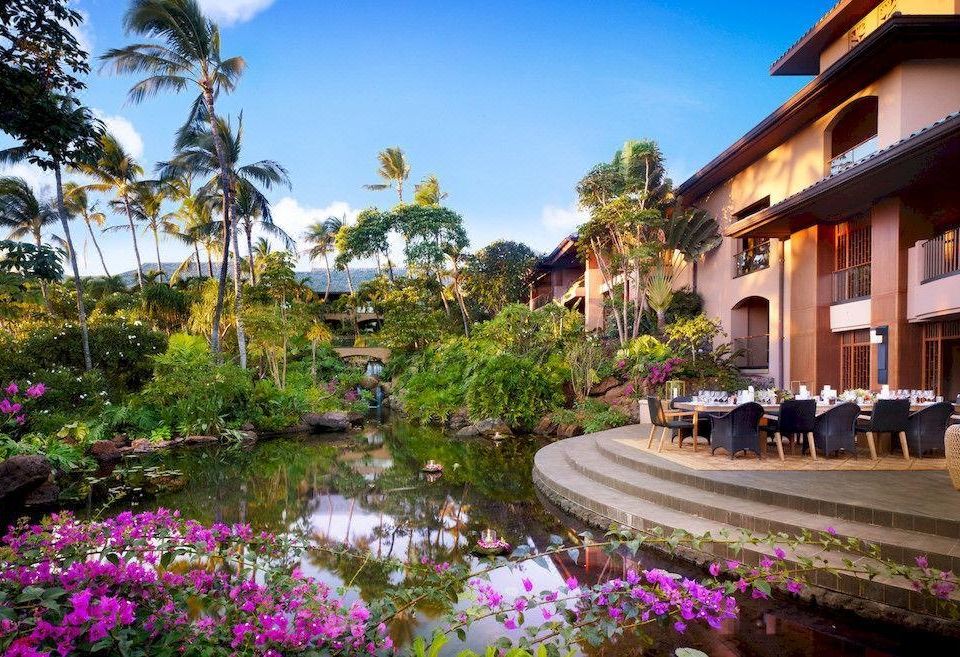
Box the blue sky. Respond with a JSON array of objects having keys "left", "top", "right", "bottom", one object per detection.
[{"left": 2, "top": 0, "right": 834, "bottom": 274}]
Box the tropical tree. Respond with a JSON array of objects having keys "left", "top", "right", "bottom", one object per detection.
[
  {"left": 62, "top": 182, "right": 111, "bottom": 277},
  {"left": 304, "top": 219, "right": 336, "bottom": 302},
  {"left": 324, "top": 214, "right": 354, "bottom": 294},
  {"left": 234, "top": 181, "right": 293, "bottom": 285},
  {"left": 0, "top": 177, "right": 59, "bottom": 306},
  {"left": 336, "top": 209, "right": 395, "bottom": 281},
  {"left": 169, "top": 185, "right": 219, "bottom": 280},
  {"left": 77, "top": 132, "right": 146, "bottom": 289},
  {"left": 576, "top": 139, "right": 720, "bottom": 344},
  {"left": 128, "top": 179, "right": 176, "bottom": 278},
  {"left": 102, "top": 0, "right": 246, "bottom": 357},
  {"left": 413, "top": 174, "right": 447, "bottom": 207},
  {"left": 160, "top": 112, "right": 290, "bottom": 368},
  {"left": 463, "top": 240, "right": 538, "bottom": 318},
  {"left": 364, "top": 147, "right": 410, "bottom": 203}
]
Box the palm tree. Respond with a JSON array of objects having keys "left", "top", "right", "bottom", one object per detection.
[
  {"left": 413, "top": 174, "right": 447, "bottom": 207},
  {"left": 128, "top": 179, "right": 176, "bottom": 278},
  {"left": 324, "top": 214, "right": 354, "bottom": 293},
  {"left": 77, "top": 132, "right": 146, "bottom": 288},
  {"left": 159, "top": 112, "right": 290, "bottom": 368},
  {"left": 0, "top": 177, "right": 59, "bottom": 306},
  {"left": 364, "top": 147, "right": 410, "bottom": 203},
  {"left": 234, "top": 181, "right": 294, "bottom": 285},
  {"left": 63, "top": 182, "right": 111, "bottom": 277},
  {"left": 304, "top": 220, "right": 336, "bottom": 302},
  {"left": 102, "top": 0, "right": 246, "bottom": 356}
]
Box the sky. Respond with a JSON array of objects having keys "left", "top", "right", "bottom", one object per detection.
[{"left": 1, "top": 0, "right": 836, "bottom": 275}]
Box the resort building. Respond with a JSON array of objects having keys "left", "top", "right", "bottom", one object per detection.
[{"left": 536, "top": 0, "right": 960, "bottom": 397}]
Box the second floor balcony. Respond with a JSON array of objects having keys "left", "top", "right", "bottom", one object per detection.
[
  {"left": 922, "top": 227, "right": 959, "bottom": 283},
  {"left": 833, "top": 263, "right": 871, "bottom": 303},
  {"left": 733, "top": 241, "right": 771, "bottom": 278},
  {"left": 829, "top": 135, "right": 879, "bottom": 176}
]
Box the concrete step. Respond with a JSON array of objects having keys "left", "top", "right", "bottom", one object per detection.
[
  {"left": 566, "top": 439, "right": 960, "bottom": 574},
  {"left": 533, "top": 439, "right": 960, "bottom": 626},
  {"left": 593, "top": 434, "right": 960, "bottom": 540}
]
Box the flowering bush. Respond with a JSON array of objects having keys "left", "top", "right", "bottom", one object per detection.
[
  {"left": 0, "top": 380, "right": 46, "bottom": 437},
  {"left": 642, "top": 357, "right": 684, "bottom": 391}
]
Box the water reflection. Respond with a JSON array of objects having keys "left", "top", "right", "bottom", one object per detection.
[{"left": 115, "top": 418, "right": 954, "bottom": 656}]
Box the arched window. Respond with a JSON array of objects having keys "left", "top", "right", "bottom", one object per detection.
[
  {"left": 731, "top": 296, "right": 770, "bottom": 369},
  {"left": 826, "top": 96, "right": 878, "bottom": 175}
]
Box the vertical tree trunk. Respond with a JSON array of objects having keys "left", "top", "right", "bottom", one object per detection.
[
  {"left": 33, "top": 231, "right": 51, "bottom": 311},
  {"left": 207, "top": 249, "right": 213, "bottom": 277},
  {"left": 245, "top": 220, "right": 257, "bottom": 285},
  {"left": 54, "top": 161, "right": 92, "bottom": 370},
  {"left": 85, "top": 218, "right": 110, "bottom": 277},
  {"left": 229, "top": 204, "right": 248, "bottom": 369},
  {"left": 323, "top": 253, "right": 331, "bottom": 302},
  {"left": 152, "top": 223, "right": 163, "bottom": 280},
  {"left": 194, "top": 245, "right": 202, "bottom": 278},
  {"left": 123, "top": 196, "right": 144, "bottom": 290}
]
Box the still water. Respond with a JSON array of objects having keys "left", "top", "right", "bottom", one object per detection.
[{"left": 91, "top": 417, "right": 957, "bottom": 656}]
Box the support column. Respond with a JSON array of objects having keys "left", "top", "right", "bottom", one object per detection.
[
  {"left": 789, "top": 225, "right": 838, "bottom": 390},
  {"left": 584, "top": 253, "right": 605, "bottom": 331}
]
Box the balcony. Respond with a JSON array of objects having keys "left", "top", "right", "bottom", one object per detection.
[
  {"left": 733, "top": 241, "right": 771, "bottom": 278},
  {"left": 733, "top": 335, "right": 769, "bottom": 369},
  {"left": 832, "top": 263, "right": 871, "bottom": 303},
  {"left": 922, "top": 227, "right": 959, "bottom": 283},
  {"left": 829, "top": 135, "right": 879, "bottom": 175}
]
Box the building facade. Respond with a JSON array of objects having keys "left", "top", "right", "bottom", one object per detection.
[{"left": 682, "top": 0, "right": 960, "bottom": 396}]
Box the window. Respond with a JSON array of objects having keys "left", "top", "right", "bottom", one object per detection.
[
  {"left": 827, "top": 97, "right": 878, "bottom": 175},
  {"left": 833, "top": 219, "right": 871, "bottom": 302},
  {"left": 734, "top": 237, "right": 770, "bottom": 277},
  {"left": 840, "top": 329, "right": 871, "bottom": 391},
  {"left": 733, "top": 196, "right": 771, "bottom": 221}
]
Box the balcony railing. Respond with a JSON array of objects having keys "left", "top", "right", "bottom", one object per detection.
[
  {"left": 733, "top": 241, "right": 770, "bottom": 278},
  {"left": 829, "top": 136, "right": 879, "bottom": 176},
  {"left": 833, "top": 263, "right": 871, "bottom": 303},
  {"left": 922, "top": 227, "right": 960, "bottom": 283},
  {"left": 530, "top": 293, "right": 551, "bottom": 310},
  {"left": 733, "top": 335, "right": 769, "bottom": 369}
]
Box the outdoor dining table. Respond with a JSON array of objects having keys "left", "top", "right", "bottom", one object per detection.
[{"left": 672, "top": 401, "right": 959, "bottom": 460}]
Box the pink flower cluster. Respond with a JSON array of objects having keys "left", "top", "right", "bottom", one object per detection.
[
  {"left": 1, "top": 381, "right": 45, "bottom": 429},
  {"left": 0, "top": 510, "right": 393, "bottom": 657},
  {"left": 643, "top": 358, "right": 684, "bottom": 389}
]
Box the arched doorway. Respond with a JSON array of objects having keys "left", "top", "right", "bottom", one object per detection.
[
  {"left": 825, "top": 96, "right": 878, "bottom": 175},
  {"left": 731, "top": 296, "right": 770, "bottom": 370}
]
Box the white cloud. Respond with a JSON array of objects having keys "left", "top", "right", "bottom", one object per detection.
[
  {"left": 93, "top": 111, "right": 144, "bottom": 159},
  {"left": 198, "top": 0, "right": 276, "bottom": 25},
  {"left": 0, "top": 162, "right": 55, "bottom": 199},
  {"left": 540, "top": 202, "right": 588, "bottom": 234},
  {"left": 271, "top": 197, "right": 358, "bottom": 267}
]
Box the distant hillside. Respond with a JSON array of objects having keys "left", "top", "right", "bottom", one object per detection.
[{"left": 113, "top": 263, "right": 401, "bottom": 294}]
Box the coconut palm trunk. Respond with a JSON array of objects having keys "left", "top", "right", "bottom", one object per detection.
[
  {"left": 151, "top": 223, "right": 163, "bottom": 276},
  {"left": 229, "top": 200, "right": 248, "bottom": 368},
  {"left": 54, "top": 161, "right": 92, "bottom": 370},
  {"left": 194, "top": 245, "right": 202, "bottom": 277},
  {"left": 122, "top": 196, "right": 145, "bottom": 289},
  {"left": 322, "top": 253, "right": 332, "bottom": 302},
  {"left": 85, "top": 217, "right": 110, "bottom": 277},
  {"left": 31, "top": 227, "right": 51, "bottom": 310},
  {"left": 245, "top": 220, "right": 257, "bottom": 285}
]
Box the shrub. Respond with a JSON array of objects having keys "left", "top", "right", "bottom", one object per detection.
[
  {"left": 138, "top": 334, "right": 253, "bottom": 435},
  {"left": 551, "top": 398, "right": 630, "bottom": 433},
  {"left": 464, "top": 353, "right": 566, "bottom": 429}
]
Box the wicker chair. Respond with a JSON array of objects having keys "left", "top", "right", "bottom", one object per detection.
[
  {"left": 811, "top": 402, "right": 860, "bottom": 458},
  {"left": 708, "top": 402, "right": 764, "bottom": 460},
  {"left": 763, "top": 399, "right": 816, "bottom": 460},
  {"left": 905, "top": 402, "right": 955, "bottom": 458},
  {"left": 856, "top": 398, "right": 910, "bottom": 459},
  {"left": 646, "top": 396, "right": 695, "bottom": 452}
]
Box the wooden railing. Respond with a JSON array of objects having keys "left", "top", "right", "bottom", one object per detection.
[
  {"left": 833, "top": 263, "right": 871, "bottom": 303},
  {"left": 733, "top": 241, "right": 770, "bottom": 278},
  {"left": 922, "top": 227, "right": 960, "bottom": 283}
]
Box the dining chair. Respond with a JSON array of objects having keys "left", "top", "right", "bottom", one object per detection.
[
  {"left": 811, "top": 402, "right": 860, "bottom": 458},
  {"left": 905, "top": 402, "right": 955, "bottom": 458},
  {"left": 762, "top": 399, "right": 816, "bottom": 461},
  {"left": 670, "top": 395, "right": 712, "bottom": 446},
  {"left": 646, "top": 396, "right": 695, "bottom": 452},
  {"left": 856, "top": 398, "right": 910, "bottom": 459},
  {"left": 707, "top": 402, "right": 764, "bottom": 460}
]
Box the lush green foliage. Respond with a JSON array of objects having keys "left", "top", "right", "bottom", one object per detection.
[{"left": 551, "top": 398, "right": 630, "bottom": 433}]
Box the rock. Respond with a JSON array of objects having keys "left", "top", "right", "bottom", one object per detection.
[
  {"left": 241, "top": 422, "right": 256, "bottom": 432},
  {"left": 23, "top": 481, "right": 60, "bottom": 507},
  {"left": 130, "top": 438, "right": 170, "bottom": 453},
  {"left": 89, "top": 440, "right": 121, "bottom": 466},
  {"left": 111, "top": 433, "right": 130, "bottom": 447},
  {"left": 447, "top": 409, "right": 471, "bottom": 431},
  {"left": 359, "top": 376, "right": 380, "bottom": 390},
  {"left": 474, "top": 418, "right": 513, "bottom": 437},
  {"left": 590, "top": 376, "right": 621, "bottom": 396},
  {"left": 603, "top": 384, "right": 633, "bottom": 404},
  {"left": 302, "top": 412, "right": 351, "bottom": 432},
  {"left": 346, "top": 411, "right": 366, "bottom": 427},
  {"left": 557, "top": 424, "right": 584, "bottom": 439},
  {"left": 184, "top": 435, "right": 219, "bottom": 445},
  {"left": 237, "top": 431, "right": 257, "bottom": 442},
  {"left": 533, "top": 416, "right": 559, "bottom": 436},
  {"left": 0, "top": 455, "right": 52, "bottom": 502},
  {"left": 455, "top": 424, "right": 481, "bottom": 438}
]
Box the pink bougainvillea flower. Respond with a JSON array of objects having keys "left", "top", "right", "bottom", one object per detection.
[
  {"left": 521, "top": 577, "right": 533, "bottom": 592},
  {"left": 5, "top": 382, "right": 18, "bottom": 396}
]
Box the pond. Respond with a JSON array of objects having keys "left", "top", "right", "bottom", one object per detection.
[{"left": 81, "top": 416, "right": 954, "bottom": 656}]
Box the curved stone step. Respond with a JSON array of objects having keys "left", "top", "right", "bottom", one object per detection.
[
  {"left": 533, "top": 438, "right": 960, "bottom": 628},
  {"left": 566, "top": 438, "right": 959, "bottom": 574}
]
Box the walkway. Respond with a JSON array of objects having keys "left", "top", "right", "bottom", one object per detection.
[{"left": 534, "top": 424, "right": 960, "bottom": 631}]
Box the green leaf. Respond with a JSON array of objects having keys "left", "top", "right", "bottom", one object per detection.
[{"left": 15, "top": 586, "right": 44, "bottom": 603}]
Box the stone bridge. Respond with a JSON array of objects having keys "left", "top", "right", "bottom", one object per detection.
[{"left": 333, "top": 347, "right": 391, "bottom": 363}]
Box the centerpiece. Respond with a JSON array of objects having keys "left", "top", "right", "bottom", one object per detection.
[{"left": 473, "top": 528, "right": 511, "bottom": 556}]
